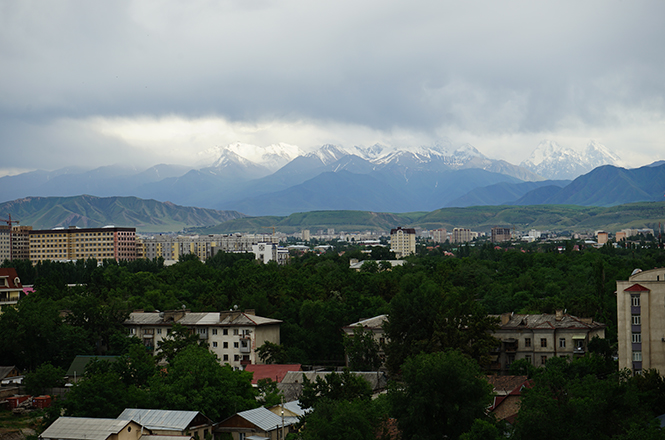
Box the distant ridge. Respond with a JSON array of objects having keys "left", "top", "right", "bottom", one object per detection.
[{"left": 0, "top": 195, "right": 245, "bottom": 233}]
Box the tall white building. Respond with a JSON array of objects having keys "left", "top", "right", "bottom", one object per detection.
[{"left": 390, "top": 227, "right": 416, "bottom": 258}]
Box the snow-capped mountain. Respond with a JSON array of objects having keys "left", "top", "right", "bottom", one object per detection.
[
  {"left": 520, "top": 140, "right": 621, "bottom": 180},
  {"left": 198, "top": 142, "right": 303, "bottom": 171}
]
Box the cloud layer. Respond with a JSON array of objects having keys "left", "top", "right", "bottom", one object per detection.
[{"left": 1, "top": 0, "right": 663, "bottom": 173}]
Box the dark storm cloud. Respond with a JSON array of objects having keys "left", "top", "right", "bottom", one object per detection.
[{"left": 1, "top": 0, "right": 663, "bottom": 171}]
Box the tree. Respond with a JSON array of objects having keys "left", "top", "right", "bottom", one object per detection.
[
  {"left": 24, "top": 363, "right": 66, "bottom": 396},
  {"left": 388, "top": 350, "right": 494, "bottom": 440},
  {"left": 344, "top": 327, "right": 382, "bottom": 371},
  {"left": 156, "top": 322, "right": 208, "bottom": 364},
  {"left": 257, "top": 341, "right": 289, "bottom": 364},
  {"left": 150, "top": 345, "right": 257, "bottom": 420},
  {"left": 256, "top": 378, "right": 283, "bottom": 407},
  {"left": 300, "top": 369, "right": 372, "bottom": 410}
]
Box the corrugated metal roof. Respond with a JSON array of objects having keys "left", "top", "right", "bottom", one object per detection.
[
  {"left": 141, "top": 435, "right": 191, "bottom": 440},
  {"left": 237, "top": 407, "right": 298, "bottom": 432},
  {"left": 496, "top": 313, "right": 605, "bottom": 330},
  {"left": 117, "top": 409, "right": 199, "bottom": 431},
  {"left": 40, "top": 417, "right": 131, "bottom": 440},
  {"left": 344, "top": 314, "right": 388, "bottom": 329}
]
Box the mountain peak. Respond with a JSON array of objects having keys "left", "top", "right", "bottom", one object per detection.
[{"left": 521, "top": 139, "right": 621, "bottom": 180}]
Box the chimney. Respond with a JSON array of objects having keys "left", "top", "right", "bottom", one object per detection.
[
  {"left": 555, "top": 309, "right": 564, "bottom": 321},
  {"left": 501, "top": 313, "right": 511, "bottom": 326}
]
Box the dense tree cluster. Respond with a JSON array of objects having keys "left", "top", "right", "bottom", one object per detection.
[{"left": 2, "top": 238, "right": 665, "bottom": 438}]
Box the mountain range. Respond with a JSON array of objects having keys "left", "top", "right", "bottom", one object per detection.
[{"left": 0, "top": 140, "right": 644, "bottom": 216}]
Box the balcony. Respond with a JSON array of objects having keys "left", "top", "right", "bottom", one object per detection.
[{"left": 239, "top": 338, "right": 251, "bottom": 353}]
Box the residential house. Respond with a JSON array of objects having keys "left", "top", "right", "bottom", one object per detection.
[
  {"left": 66, "top": 356, "right": 118, "bottom": 383},
  {"left": 485, "top": 375, "right": 532, "bottom": 424},
  {"left": 39, "top": 417, "right": 151, "bottom": 440},
  {"left": 617, "top": 267, "right": 665, "bottom": 373},
  {"left": 123, "top": 309, "right": 281, "bottom": 370},
  {"left": 0, "top": 268, "right": 23, "bottom": 313},
  {"left": 490, "top": 311, "right": 606, "bottom": 372},
  {"left": 216, "top": 406, "right": 300, "bottom": 440},
  {"left": 117, "top": 409, "right": 213, "bottom": 440}
]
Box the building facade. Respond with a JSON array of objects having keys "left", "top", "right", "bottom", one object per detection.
[
  {"left": 451, "top": 228, "right": 472, "bottom": 243},
  {"left": 142, "top": 233, "right": 277, "bottom": 262},
  {"left": 617, "top": 268, "right": 665, "bottom": 374},
  {"left": 251, "top": 242, "right": 289, "bottom": 265},
  {"left": 491, "top": 227, "right": 512, "bottom": 243},
  {"left": 431, "top": 228, "right": 448, "bottom": 244},
  {"left": 490, "top": 311, "right": 606, "bottom": 373},
  {"left": 390, "top": 227, "right": 416, "bottom": 258},
  {"left": 124, "top": 309, "right": 281, "bottom": 370},
  {"left": 28, "top": 226, "right": 136, "bottom": 263}
]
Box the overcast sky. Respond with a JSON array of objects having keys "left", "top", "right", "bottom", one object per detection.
[{"left": 1, "top": 0, "right": 664, "bottom": 176}]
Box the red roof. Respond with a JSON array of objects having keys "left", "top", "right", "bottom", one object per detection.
[
  {"left": 625, "top": 283, "right": 649, "bottom": 292},
  {"left": 244, "top": 364, "right": 302, "bottom": 384},
  {"left": 0, "top": 268, "right": 22, "bottom": 289}
]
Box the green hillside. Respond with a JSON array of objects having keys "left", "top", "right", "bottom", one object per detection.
[
  {"left": 195, "top": 202, "right": 665, "bottom": 235},
  {"left": 0, "top": 195, "right": 244, "bottom": 233}
]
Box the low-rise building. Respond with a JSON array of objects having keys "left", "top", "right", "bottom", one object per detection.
[
  {"left": 124, "top": 309, "right": 281, "bottom": 370},
  {"left": 0, "top": 268, "right": 23, "bottom": 313},
  {"left": 342, "top": 315, "right": 388, "bottom": 368},
  {"left": 216, "top": 405, "right": 302, "bottom": 440},
  {"left": 490, "top": 311, "right": 606, "bottom": 372},
  {"left": 117, "top": 409, "right": 213, "bottom": 440},
  {"left": 252, "top": 242, "right": 289, "bottom": 265},
  {"left": 40, "top": 417, "right": 151, "bottom": 440}
]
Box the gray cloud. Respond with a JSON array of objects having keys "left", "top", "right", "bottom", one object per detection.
[{"left": 1, "top": 0, "right": 664, "bottom": 172}]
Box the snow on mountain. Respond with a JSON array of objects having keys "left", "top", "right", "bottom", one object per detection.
[
  {"left": 305, "top": 144, "right": 349, "bottom": 165},
  {"left": 349, "top": 143, "right": 387, "bottom": 160},
  {"left": 198, "top": 142, "right": 303, "bottom": 171},
  {"left": 452, "top": 144, "right": 488, "bottom": 161},
  {"left": 521, "top": 140, "right": 622, "bottom": 180}
]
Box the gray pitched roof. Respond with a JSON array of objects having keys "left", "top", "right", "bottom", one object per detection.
[
  {"left": 236, "top": 407, "right": 298, "bottom": 432},
  {"left": 0, "top": 366, "right": 17, "bottom": 380},
  {"left": 124, "top": 311, "right": 281, "bottom": 327},
  {"left": 117, "top": 409, "right": 204, "bottom": 431},
  {"left": 40, "top": 417, "right": 132, "bottom": 440},
  {"left": 496, "top": 313, "right": 605, "bottom": 330}
]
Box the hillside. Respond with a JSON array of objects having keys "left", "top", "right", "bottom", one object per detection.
[
  {"left": 195, "top": 202, "right": 665, "bottom": 235},
  {"left": 0, "top": 195, "right": 245, "bottom": 233}
]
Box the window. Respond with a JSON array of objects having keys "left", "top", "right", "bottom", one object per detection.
[
  {"left": 524, "top": 338, "right": 531, "bottom": 348},
  {"left": 632, "top": 333, "right": 642, "bottom": 343},
  {"left": 540, "top": 338, "right": 547, "bottom": 348},
  {"left": 233, "top": 329, "right": 239, "bottom": 335},
  {"left": 525, "top": 355, "right": 532, "bottom": 364},
  {"left": 632, "top": 315, "right": 641, "bottom": 325},
  {"left": 632, "top": 295, "right": 641, "bottom": 307},
  {"left": 239, "top": 433, "right": 245, "bottom": 440},
  {"left": 234, "top": 355, "right": 240, "bottom": 361},
  {"left": 212, "top": 342, "right": 218, "bottom": 348},
  {"left": 223, "top": 329, "right": 228, "bottom": 335},
  {"left": 157, "top": 328, "right": 162, "bottom": 334},
  {"left": 633, "top": 351, "right": 642, "bottom": 362},
  {"left": 223, "top": 342, "right": 228, "bottom": 349},
  {"left": 212, "top": 329, "right": 217, "bottom": 335},
  {"left": 234, "top": 342, "right": 239, "bottom": 348},
  {"left": 541, "top": 355, "right": 547, "bottom": 365},
  {"left": 559, "top": 338, "right": 566, "bottom": 348},
  {"left": 223, "top": 354, "right": 228, "bottom": 361}
]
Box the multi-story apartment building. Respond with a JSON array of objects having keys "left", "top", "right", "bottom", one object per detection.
[
  {"left": 124, "top": 309, "right": 281, "bottom": 370},
  {"left": 143, "top": 233, "right": 277, "bottom": 262},
  {"left": 390, "top": 227, "right": 416, "bottom": 258},
  {"left": 342, "top": 314, "right": 388, "bottom": 368},
  {"left": 451, "top": 228, "right": 473, "bottom": 243},
  {"left": 431, "top": 228, "right": 448, "bottom": 244},
  {"left": 617, "top": 267, "right": 665, "bottom": 374},
  {"left": 490, "top": 311, "right": 606, "bottom": 372},
  {"left": 0, "top": 268, "right": 23, "bottom": 313},
  {"left": 491, "top": 227, "right": 512, "bottom": 243},
  {"left": 28, "top": 226, "right": 136, "bottom": 263},
  {"left": 0, "top": 227, "right": 10, "bottom": 261}
]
